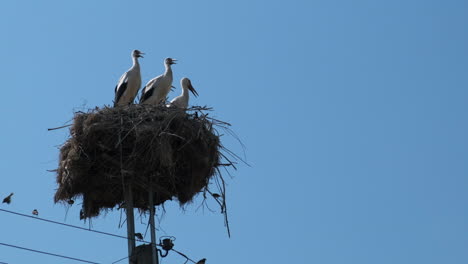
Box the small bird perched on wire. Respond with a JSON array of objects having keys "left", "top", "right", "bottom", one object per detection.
[
  {"left": 196, "top": 258, "right": 206, "bottom": 264},
  {"left": 167, "top": 77, "right": 199, "bottom": 109},
  {"left": 140, "top": 57, "right": 177, "bottom": 105},
  {"left": 114, "top": 50, "right": 144, "bottom": 106},
  {"left": 2, "top": 193, "right": 13, "bottom": 204},
  {"left": 135, "top": 233, "right": 144, "bottom": 240},
  {"left": 32, "top": 209, "right": 39, "bottom": 216}
]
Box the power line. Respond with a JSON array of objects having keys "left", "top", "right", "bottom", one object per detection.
[
  {"left": 111, "top": 255, "right": 130, "bottom": 264},
  {"left": 171, "top": 248, "right": 197, "bottom": 264},
  {"left": 0, "top": 208, "right": 150, "bottom": 244},
  {"left": 1, "top": 209, "right": 201, "bottom": 264},
  {"left": 0, "top": 242, "right": 101, "bottom": 264}
]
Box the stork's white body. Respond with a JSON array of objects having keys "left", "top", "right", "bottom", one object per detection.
[
  {"left": 114, "top": 52, "right": 142, "bottom": 106},
  {"left": 169, "top": 79, "right": 192, "bottom": 108},
  {"left": 140, "top": 60, "right": 174, "bottom": 104}
]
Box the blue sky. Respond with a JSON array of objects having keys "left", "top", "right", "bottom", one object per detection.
[{"left": 1, "top": 0, "right": 468, "bottom": 263}]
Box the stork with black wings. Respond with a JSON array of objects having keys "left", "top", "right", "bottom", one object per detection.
[
  {"left": 140, "top": 57, "right": 176, "bottom": 105},
  {"left": 114, "top": 50, "right": 144, "bottom": 106}
]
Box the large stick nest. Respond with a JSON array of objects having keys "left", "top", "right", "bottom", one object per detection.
[{"left": 54, "top": 105, "right": 230, "bottom": 219}]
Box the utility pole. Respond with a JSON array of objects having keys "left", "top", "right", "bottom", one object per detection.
[
  {"left": 125, "top": 184, "right": 136, "bottom": 264},
  {"left": 149, "top": 187, "right": 159, "bottom": 264}
]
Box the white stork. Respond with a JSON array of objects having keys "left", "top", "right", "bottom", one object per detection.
[
  {"left": 168, "top": 77, "right": 198, "bottom": 108},
  {"left": 114, "top": 50, "right": 144, "bottom": 107},
  {"left": 140, "top": 58, "right": 177, "bottom": 105}
]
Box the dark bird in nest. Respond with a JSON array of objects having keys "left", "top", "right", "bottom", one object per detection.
[
  {"left": 196, "top": 258, "right": 206, "bottom": 264},
  {"left": 2, "top": 193, "right": 13, "bottom": 204},
  {"left": 135, "top": 233, "right": 143, "bottom": 240},
  {"left": 67, "top": 199, "right": 74, "bottom": 205},
  {"left": 32, "top": 209, "right": 39, "bottom": 216}
]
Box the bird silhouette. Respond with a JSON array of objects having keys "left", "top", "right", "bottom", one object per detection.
[
  {"left": 2, "top": 193, "right": 13, "bottom": 204},
  {"left": 196, "top": 258, "right": 206, "bottom": 264},
  {"left": 212, "top": 193, "right": 221, "bottom": 199},
  {"left": 32, "top": 209, "right": 39, "bottom": 216},
  {"left": 135, "top": 233, "right": 144, "bottom": 240}
]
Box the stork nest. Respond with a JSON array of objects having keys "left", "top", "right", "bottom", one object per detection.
[{"left": 54, "top": 105, "right": 232, "bottom": 219}]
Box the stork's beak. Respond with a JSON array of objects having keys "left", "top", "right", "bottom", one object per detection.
[
  {"left": 138, "top": 52, "right": 145, "bottom": 58},
  {"left": 171, "top": 59, "right": 177, "bottom": 64},
  {"left": 188, "top": 83, "right": 198, "bottom": 97}
]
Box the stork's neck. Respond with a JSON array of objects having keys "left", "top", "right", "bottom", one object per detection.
[
  {"left": 164, "top": 63, "right": 173, "bottom": 78},
  {"left": 132, "top": 57, "right": 140, "bottom": 69},
  {"left": 181, "top": 85, "right": 189, "bottom": 96}
]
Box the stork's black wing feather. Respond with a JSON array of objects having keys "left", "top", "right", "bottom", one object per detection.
[
  {"left": 140, "top": 86, "right": 154, "bottom": 103},
  {"left": 114, "top": 80, "right": 128, "bottom": 106}
]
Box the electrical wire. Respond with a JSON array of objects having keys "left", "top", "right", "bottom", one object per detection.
[
  {"left": 1, "top": 209, "right": 200, "bottom": 264},
  {"left": 0, "top": 242, "right": 101, "bottom": 264},
  {"left": 110, "top": 255, "right": 130, "bottom": 264},
  {"left": 0, "top": 208, "right": 151, "bottom": 244},
  {"left": 171, "top": 248, "right": 197, "bottom": 263}
]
